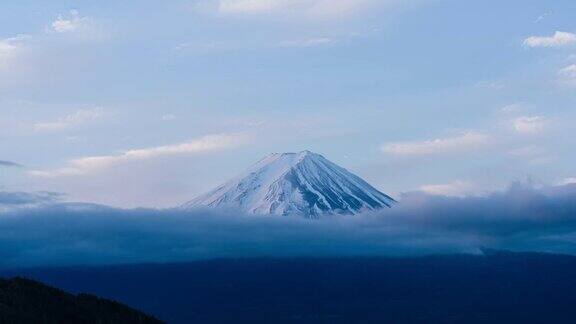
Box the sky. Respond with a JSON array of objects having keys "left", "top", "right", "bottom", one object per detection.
[{"left": 1, "top": 0, "right": 576, "bottom": 208}]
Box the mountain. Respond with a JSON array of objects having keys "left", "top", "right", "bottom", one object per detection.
[
  {"left": 183, "top": 150, "right": 395, "bottom": 217},
  {"left": 0, "top": 277, "right": 163, "bottom": 323}
]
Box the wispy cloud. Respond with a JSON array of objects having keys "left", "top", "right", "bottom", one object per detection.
[
  {"left": 381, "top": 132, "right": 490, "bottom": 156},
  {"left": 524, "top": 31, "right": 576, "bottom": 48},
  {"left": 508, "top": 146, "right": 542, "bottom": 157},
  {"left": 218, "top": 0, "right": 290, "bottom": 14},
  {"left": 0, "top": 35, "right": 27, "bottom": 71},
  {"left": 162, "top": 114, "right": 177, "bottom": 121},
  {"left": 45, "top": 10, "right": 106, "bottom": 40},
  {"left": 279, "top": 37, "right": 336, "bottom": 47},
  {"left": 0, "top": 40, "right": 19, "bottom": 70},
  {"left": 534, "top": 12, "right": 550, "bottom": 24},
  {"left": 500, "top": 103, "right": 523, "bottom": 114},
  {"left": 508, "top": 146, "right": 552, "bottom": 166},
  {"left": 0, "top": 191, "right": 62, "bottom": 207},
  {"left": 47, "top": 10, "right": 90, "bottom": 34},
  {"left": 511, "top": 116, "right": 547, "bottom": 135},
  {"left": 0, "top": 160, "right": 23, "bottom": 168},
  {"left": 29, "top": 133, "right": 251, "bottom": 178},
  {"left": 418, "top": 181, "right": 474, "bottom": 197},
  {"left": 560, "top": 178, "right": 576, "bottom": 186},
  {"left": 217, "top": 0, "right": 383, "bottom": 18},
  {"left": 33, "top": 108, "right": 103, "bottom": 132},
  {"left": 559, "top": 64, "right": 576, "bottom": 86},
  {"left": 560, "top": 64, "right": 576, "bottom": 75}
]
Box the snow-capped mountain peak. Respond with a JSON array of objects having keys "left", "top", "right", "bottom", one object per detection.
[{"left": 183, "top": 151, "right": 395, "bottom": 217}]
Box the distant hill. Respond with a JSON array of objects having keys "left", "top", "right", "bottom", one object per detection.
[{"left": 0, "top": 277, "right": 163, "bottom": 324}]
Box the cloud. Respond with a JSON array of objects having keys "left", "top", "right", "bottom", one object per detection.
[
  {"left": 279, "top": 37, "right": 336, "bottom": 47},
  {"left": 512, "top": 116, "right": 547, "bottom": 135},
  {"left": 381, "top": 132, "right": 490, "bottom": 155},
  {"left": 47, "top": 10, "right": 90, "bottom": 34},
  {"left": 161, "top": 114, "right": 177, "bottom": 121},
  {"left": 508, "top": 146, "right": 542, "bottom": 157},
  {"left": 500, "top": 103, "right": 523, "bottom": 114},
  {"left": 0, "top": 190, "right": 66, "bottom": 215},
  {"left": 0, "top": 191, "right": 62, "bottom": 207},
  {"left": 524, "top": 31, "right": 576, "bottom": 48},
  {"left": 1, "top": 183, "right": 576, "bottom": 268},
  {"left": 560, "top": 64, "right": 576, "bottom": 76},
  {"left": 559, "top": 64, "right": 576, "bottom": 86},
  {"left": 45, "top": 10, "right": 106, "bottom": 40},
  {"left": 0, "top": 40, "right": 19, "bottom": 69},
  {"left": 33, "top": 108, "right": 103, "bottom": 132},
  {"left": 534, "top": 12, "right": 550, "bottom": 24},
  {"left": 0, "top": 160, "right": 23, "bottom": 168},
  {"left": 218, "top": 0, "right": 291, "bottom": 14},
  {"left": 0, "top": 35, "right": 27, "bottom": 71},
  {"left": 217, "top": 0, "right": 382, "bottom": 18},
  {"left": 418, "top": 181, "right": 474, "bottom": 197},
  {"left": 29, "top": 133, "right": 251, "bottom": 178},
  {"left": 560, "top": 178, "right": 576, "bottom": 185}
]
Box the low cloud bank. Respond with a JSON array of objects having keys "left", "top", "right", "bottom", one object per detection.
[
  {"left": 1, "top": 183, "right": 576, "bottom": 269},
  {"left": 0, "top": 160, "right": 23, "bottom": 168},
  {"left": 0, "top": 191, "right": 62, "bottom": 207}
]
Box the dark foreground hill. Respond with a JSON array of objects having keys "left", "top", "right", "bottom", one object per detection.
[
  {"left": 0, "top": 277, "right": 163, "bottom": 324},
  {"left": 5, "top": 252, "right": 576, "bottom": 323}
]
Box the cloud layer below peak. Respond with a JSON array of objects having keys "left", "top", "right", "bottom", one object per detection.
[{"left": 2, "top": 183, "right": 576, "bottom": 269}]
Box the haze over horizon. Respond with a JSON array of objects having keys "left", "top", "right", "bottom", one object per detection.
[{"left": 1, "top": 0, "right": 576, "bottom": 208}]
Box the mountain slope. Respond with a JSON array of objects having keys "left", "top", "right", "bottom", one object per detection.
[
  {"left": 183, "top": 150, "right": 395, "bottom": 217},
  {"left": 0, "top": 277, "right": 163, "bottom": 324}
]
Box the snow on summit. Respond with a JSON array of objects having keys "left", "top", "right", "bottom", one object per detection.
[{"left": 183, "top": 151, "right": 395, "bottom": 217}]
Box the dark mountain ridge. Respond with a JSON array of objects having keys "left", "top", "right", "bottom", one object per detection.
[{"left": 0, "top": 277, "right": 162, "bottom": 324}]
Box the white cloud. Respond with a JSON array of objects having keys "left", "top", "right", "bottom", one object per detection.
[
  {"left": 29, "top": 133, "right": 250, "bottom": 178},
  {"left": 500, "top": 103, "right": 523, "bottom": 114},
  {"left": 534, "top": 12, "right": 550, "bottom": 24},
  {"left": 511, "top": 116, "right": 547, "bottom": 135},
  {"left": 48, "top": 10, "right": 89, "bottom": 34},
  {"left": 219, "top": 0, "right": 289, "bottom": 14},
  {"left": 474, "top": 80, "right": 505, "bottom": 91},
  {"left": 560, "top": 64, "right": 576, "bottom": 76},
  {"left": 508, "top": 146, "right": 552, "bottom": 165},
  {"left": 381, "top": 132, "right": 489, "bottom": 155},
  {"left": 418, "top": 181, "right": 474, "bottom": 197},
  {"left": 524, "top": 31, "right": 576, "bottom": 48},
  {"left": 0, "top": 35, "right": 27, "bottom": 71},
  {"left": 218, "top": 0, "right": 380, "bottom": 18},
  {"left": 33, "top": 108, "right": 103, "bottom": 132},
  {"left": 508, "top": 146, "right": 542, "bottom": 157},
  {"left": 0, "top": 40, "right": 19, "bottom": 70},
  {"left": 560, "top": 178, "right": 576, "bottom": 185},
  {"left": 559, "top": 64, "right": 576, "bottom": 86},
  {"left": 162, "top": 114, "right": 177, "bottom": 121},
  {"left": 279, "top": 37, "right": 335, "bottom": 47},
  {"left": 527, "top": 156, "right": 555, "bottom": 166}
]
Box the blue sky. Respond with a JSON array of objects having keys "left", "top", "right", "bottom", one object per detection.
[{"left": 1, "top": 0, "right": 575, "bottom": 207}]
